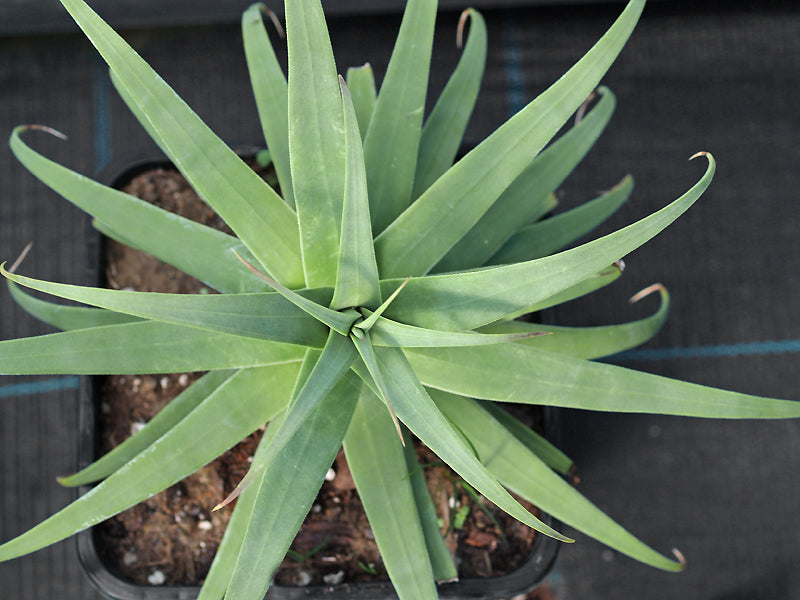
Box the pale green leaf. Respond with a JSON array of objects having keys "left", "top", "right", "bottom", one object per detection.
[
  {"left": 59, "top": 369, "right": 238, "bottom": 486},
  {"left": 0, "top": 320, "right": 305, "bottom": 375},
  {"left": 345, "top": 64, "right": 377, "bottom": 139},
  {"left": 331, "top": 78, "right": 381, "bottom": 310},
  {"left": 8, "top": 281, "right": 139, "bottom": 331},
  {"left": 401, "top": 426, "right": 458, "bottom": 582},
  {"left": 286, "top": 0, "right": 345, "bottom": 286},
  {"left": 57, "top": 0, "right": 304, "bottom": 287},
  {"left": 368, "top": 346, "right": 572, "bottom": 541},
  {"left": 490, "top": 174, "right": 634, "bottom": 264},
  {"left": 343, "top": 388, "right": 437, "bottom": 600},
  {"left": 225, "top": 372, "right": 360, "bottom": 600},
  {"left": 363, "top": 0, "right": 437, "bottom": 233},
  {"left": 433, "top": 86, "right": 616, "bottom": 273},
  {"left": 433, "top": 390, "right": 683, "bottom": 571},
  {"left": 367, "top": 313, "right": 546, "bottom": 348},
  {"left": 411, "top": 8, "right": 487, "bottom": 200},
  {"left": 374, "top": 1, "right": 645, "bottom": 277},
  {"left": 9, "top": 128, "right": 267, "bottom": 295},
  {"left": 242, "top": 3, "right": 294, "bottom": 208},
  {"left": 478, "top": 283, "right": 670, "bottom": 359},
  {"left": 475, "top": 401, "right": 573, "bottom": 475},
  {"left": 381, "top": 154, "right": 714, "bottom": 331},
  {"left": 2, "top": 268, "right": 330, "bottom": 346},
  {"left": 0, "top": 365, "right": 294, "bottom": 561},
  {"left": 408, "top": 342, "right": 800, "bottom": 418}
]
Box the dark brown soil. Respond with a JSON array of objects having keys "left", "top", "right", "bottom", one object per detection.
[{"left": 93, "top": 163, "right": 542, "bottom": 590}]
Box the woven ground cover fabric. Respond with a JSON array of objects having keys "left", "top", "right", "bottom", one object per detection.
[{"left": 0, "top": 1, "right": 798, "bottom": 598}]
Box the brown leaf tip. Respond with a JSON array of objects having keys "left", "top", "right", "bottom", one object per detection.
[{"left": 629, "top": 282, "right": 665, "bottom": 304}]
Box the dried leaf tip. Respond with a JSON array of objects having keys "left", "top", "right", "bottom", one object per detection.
[
  {"left": 671, "top": 547, "right": 687, "bottom": 567},
  {"left": 575, "top": 89, "right": 599, "bottom": 125},
  {"left": 456, "top": 9, "right": 472, "bottom": 49},
  {"left": 256, "top": 3, "right": 285, "bottom": 39},
  {"left": 629, "top": 282, "right": 665, "bottom": 304},
  {"left": 689, "top": 151, "right": 709, "bottom": 161},
  {"left": 8, "top": 242, "right": 33, "bottom": 274},
  {"left": 21, "top": 124, "right": 68, "bottom": 140},
  {"left": 613, "top": 259, "right": 626, "bottom": 273}
]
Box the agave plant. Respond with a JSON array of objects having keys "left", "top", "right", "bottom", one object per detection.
[{"left": 1, "top": 0, "right": 798, "bottom": 598}]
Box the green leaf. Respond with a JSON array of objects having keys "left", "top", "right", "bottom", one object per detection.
[
  {"left": 343, "top": 388, "right": 438, "bottom": 600},
  {"left": 350, "top": 331, "right": 403, "bottom": 439},
  {"left": 225, "top": 372, "right": 360, "bottom": 600},
  {"left": 286, "top": 0, "right": 345, "bottom": 287},
  {"left": 433, "top": 86, "right": 616, "bottom": 273},
  {"left": 0, "top": 365, "right": 294, "bottom": 561},
  {"left": 381, "top": 154, "right": 714, "bottom": 331},
  {"left": 242, "top": 3, "right": 294, "bottom": 208},
  {"left": 2, "top": 267, "right": 330, "bottom": 346},
  {"left": 432, "top": 390, "right": 683, "bottom": 571},
  {"left": 374, "top": 1, "right": 645, "bottom": 278},
  {"left": 367, "top": 313, "right": 546, "bottom": 348},
  {"left": 331, "top": 78, "right": 381, "bottom": 311},
  {"left": 57, "top": 0, "right": 304, "bottom": 287},
  {"left": 408, "top": 342, "right": 800, "bottom": 418},
  {"left": 197, "top": 415, "right": 274, "bottom": 600},
  {"left": 368, "top": 346, "right": 572, "bottom": 541},
  {"left": 400, "top": 427, "right": 458, "bottom": 582},
  {"left": 233, "top": 252, "right": 359, "bottom": 335},
  {"left": 363, "top": 0, "right": 437, "bottom": 234},
  {"left": 490, "top": 174, "right": 634, "bottom": 264},
  {"left": 60, "top": 369, "right": 240, "bottom": 486},
  {"left": 220, "top": 331, "right": 357, "bottom": 508},
  {"left": 7, "top": 281, "right": 139, "bottom": 331},
  {"left": 476, "top": 401, "right": 573, "bottom": 475},
  {"left": 345, "top": 64, "right": 377, "bottom": 139},
  {"left": 411, "top": 8, "right": 487, "bottom": 200},
  {"left": 9, "top": 127, "right": 268, "bottom": 295},
  {"left": 479, "top": 283, "right": 670, "bottom": 359},
  {"left": 0, "top": 320, "right": 305, "bottom": 375}
]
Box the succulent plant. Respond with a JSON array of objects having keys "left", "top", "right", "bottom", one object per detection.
[{"left": 1, "top": 0, "right": 799, "bottom": 598}]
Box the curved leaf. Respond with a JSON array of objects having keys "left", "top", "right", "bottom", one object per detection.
[
  {"left": 374, "top": 0, "right": 645, "bottom": 277},
  {"left": 368, "top": 346, "right": 573, "bottom": 542},
  {"left": 0, "top": 365, "right": 296, "bottom": 561},
  {"left": 9, "top": 128, "right": 267, "bottom": 295},
  {"left": 7, "top": 281, "right": 139, "bottom": 331},
  {"left": 57, "top": 0, "right": 304, "bottom": 287},
  {"left": 242, "top": 3, "right": 294, "bottom": 208},
  {"left": 363, "top": 0, "right": 437, "bottom": 233},
  {"left": 490, "top": 174, "right": 634, "bottom": 264},
  {"left": 2, "top": 268, "right": 329, "bottom": 346},
  {"left": 478, "top": 283, "right": 670, "bottom": 359},
  {"left": 434, "top": 86, "right": 617, "bottom": 273},
  {"left": 59, "top": 369, "right": 238, "bottom": 486},
  {"left": 381, "top": 154, "right": 714, "bottom": 331},
  {"left": 433, "top": 390, "right": 683, "bottom": 571},
  {"left": 411, "top": 8, "right": 487, "bottom": 200}
]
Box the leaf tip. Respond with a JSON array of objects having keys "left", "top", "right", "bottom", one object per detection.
[
  {"left": 629, "top": 282, "right": 665, "bottom": 304},
  {"left": 672, "top": 547, "right": 687, "bottom": 569},
  {"left": 17, "top": 124, "right": 69, "bottom": 141},
  {"left": 8, "top": 243, "right": 33, "bottom": 274},
  {"left": 456, "top": 9, "right": 472, "bottom": 49}
]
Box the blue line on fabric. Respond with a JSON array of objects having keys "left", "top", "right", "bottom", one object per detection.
[
  {"left": 92, "top": 54, "right": 112, "bottom": 173},
  {"left": 608, "top": 338, "right": 800, "bottom": 363},
  {"left": 501, "top": 10, "right": 526, "bottom": 118},
  {"left": 0, "top": 377, "right": 81, "bottom": 398}
]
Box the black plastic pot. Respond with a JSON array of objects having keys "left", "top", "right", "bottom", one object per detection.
[{"left": 75, "top": 151, "right": 561, "bottom": 600}]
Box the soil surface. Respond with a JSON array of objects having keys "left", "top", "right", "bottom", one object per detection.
[{"left": 93, "top": 163, "right": 542, "bottom": 590}]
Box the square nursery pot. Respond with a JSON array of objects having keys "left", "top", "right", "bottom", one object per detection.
[{"left": 74, "top": 150, "right": 562, "bottom": 600}]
